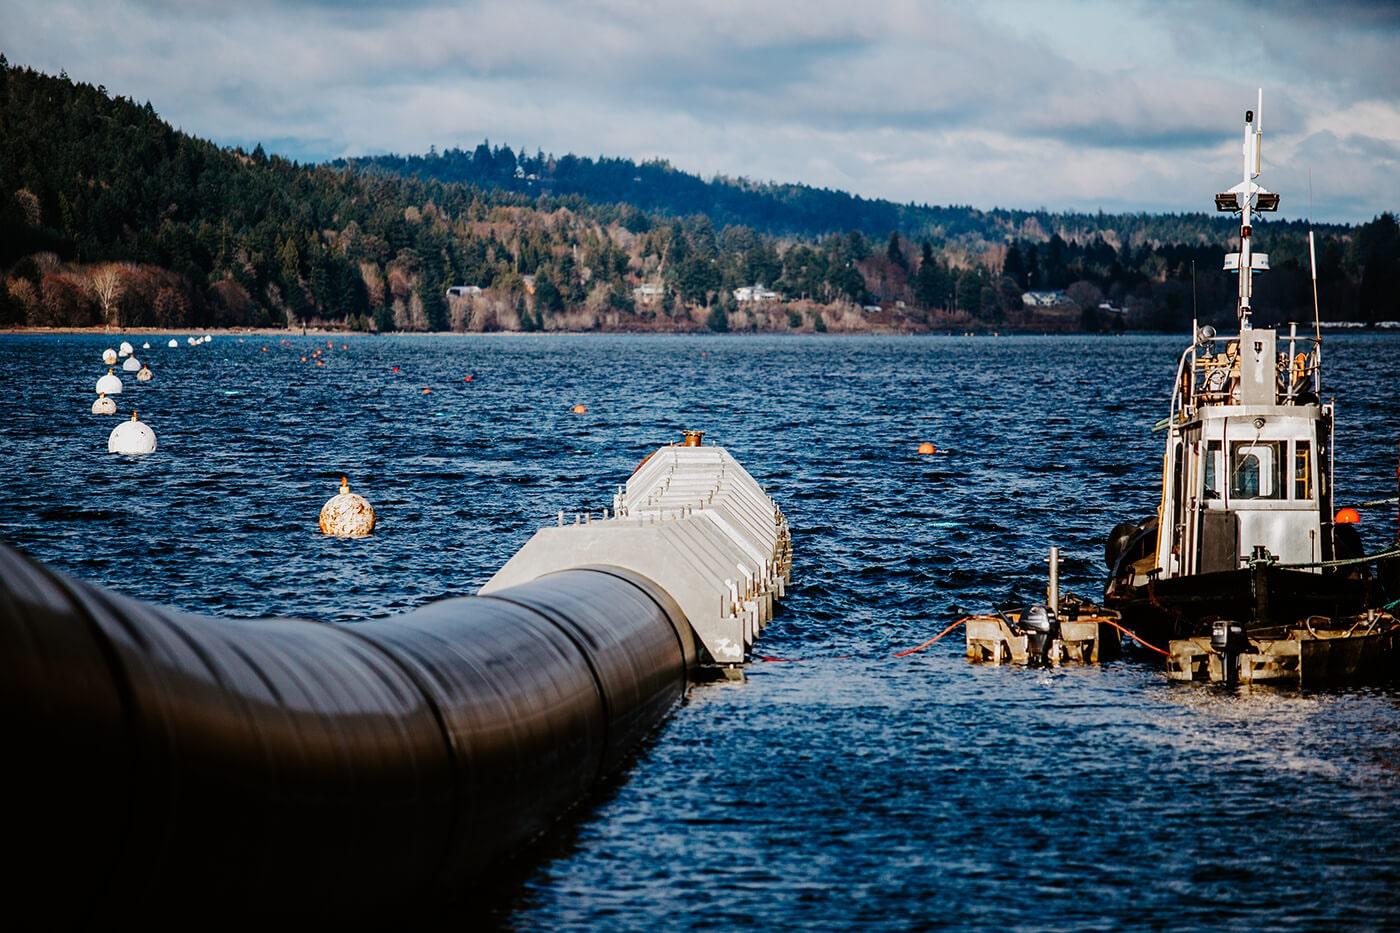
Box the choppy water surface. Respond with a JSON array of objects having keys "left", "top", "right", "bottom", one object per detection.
[{"left": 3, "top": 332, "right": 1399, "bottom": 929}]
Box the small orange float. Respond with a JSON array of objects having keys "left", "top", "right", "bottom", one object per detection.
[
  {"left": 571, "top": 404, "right": 587, "bottom": 414},
  {"left": 917, "top": 442, "right": 938, "bottom": 455}
]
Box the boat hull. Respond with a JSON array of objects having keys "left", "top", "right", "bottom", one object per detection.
[{"left": 1106, "top": 564, "right": 1371, "bottom": 647}]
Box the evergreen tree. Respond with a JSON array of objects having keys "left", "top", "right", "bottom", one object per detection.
[
  {"left": 915, "top": 243, "right": 949, "bottom": 309},
  {"left": 886, "top": 231, "right": 907, "bottom": 269},
  {"left": 534, "top": 272, "right": 564, "bottom": 314},
  {"left": 1003, "top": 243, "right": 1028, "bottom": 289}
]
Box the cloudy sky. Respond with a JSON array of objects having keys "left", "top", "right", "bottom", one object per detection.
[{"left": 4, "top": 0, "right": 1398, "bottom": 222}]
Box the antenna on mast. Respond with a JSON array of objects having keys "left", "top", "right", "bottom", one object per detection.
[
  {"left": 1253, "top": 88, "right": 1263, "bottom": 177},
  {"left": 1308, "top": 168, "right": 1322, "bottom": 344},
  {"left": 1191, "top": 259, "right": 1198, "bottom": 339}
]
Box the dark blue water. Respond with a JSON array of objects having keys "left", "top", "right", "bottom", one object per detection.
[{"left": 3, "top": 332, "right": 1399, "bottom": 929}]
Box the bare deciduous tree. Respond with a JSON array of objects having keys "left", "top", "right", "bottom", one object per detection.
[{"left": 90, "top": 263, "right": 124, "bottom": 328}]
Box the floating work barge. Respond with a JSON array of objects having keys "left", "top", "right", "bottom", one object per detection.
[
  {"left": 1167, "top": 611, "right": 1399, "bottom": 685},
  {"left": 965, "top": 547, "right": 1124, "bottom": 667}
]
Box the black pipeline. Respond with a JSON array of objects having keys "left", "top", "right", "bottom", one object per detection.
[{"left": 0, "top": 543, "right": 696, "bottom": 921}]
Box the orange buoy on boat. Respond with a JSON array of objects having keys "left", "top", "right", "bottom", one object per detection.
[{"left": 1335, "top": 507, "right": 1361, "bottom": 525}]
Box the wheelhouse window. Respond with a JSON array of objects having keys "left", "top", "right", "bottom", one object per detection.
[
  {"left": 1294, "top": 440, "right": 1313, "bottom": 500},
  {"left": 1204, "top": 440, "right": 1223, "bottom": 499},
  {"left": 1229, "top": 440, "right": 1284, "bottom": 500}
]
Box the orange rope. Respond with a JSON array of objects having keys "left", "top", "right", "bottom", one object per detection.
[
  {"left": 894, "top": 617, "right": 971, "bottom": 657},
  {"left": 1099, "top": 617, "right": 1171, "bottom": 657}
]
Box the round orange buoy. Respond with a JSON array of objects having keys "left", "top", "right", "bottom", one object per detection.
[
  {"left": 464, "top": 374, "right": 474, "bottom": 382},
  {"left": 571, "top": 403, "right": 587, "bottom": 414},
  {"left": 261, "top": 346, "right": 269, "bottom": 353},
  {"left": 316, "top": 360, "right": 324, "bottom": 367},
  {"left": 422, "top": 387, "right": 432, "bottom": 395},
  {"left": 1335, "top": 507, "right": 1361, "bottom": 525},
  {"left": 391, "top": 366, "right": 400, "bottom": 373},
  {"left": 918, "top": 442, "right": 937, "bottom": 455},
  {"left": 300, "top": 356, "right": 308, "bottom": 362}
]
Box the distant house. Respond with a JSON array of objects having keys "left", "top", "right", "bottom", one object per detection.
[
  {"left": 734, "top": 284, "right": 780, "bottom": 303},
  {"left": 633, "top": 283, "right": 665, "bottom": 304},
  {"left": 1021, "top": 290, "right": 1070, "bottom": 308},
  {"left": 446, "top": 285, "right": 483, "bottom": 298}
]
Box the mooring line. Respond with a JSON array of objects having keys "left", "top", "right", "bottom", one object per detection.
[
  {"left": 892, "top": 617, "right": 971, "bottom": 657},
  {"left": 1098, "top": 617, "right": 1171, "bottom": 657}
]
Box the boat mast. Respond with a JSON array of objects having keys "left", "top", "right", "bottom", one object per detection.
[
  {"left": 1215, "top": 88, "right": 1279, "bottom": 329},
  {"left": 1238, "top": 90, "right": 1261, "bottom": 328}
]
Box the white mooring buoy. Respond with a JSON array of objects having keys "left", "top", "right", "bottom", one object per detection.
[
  {"left": 121, "top": 356, "right": 142, "bottom": 373},
  {"left": 319, "top": 476, "right": 375, "bottom": 538},
  {"left": 136, "top": 365, "right": 153, "bottom": 382},
  {"left": 108, "top": 410, "right": 157, "bottom": 456},
  {"left": 102, "top": 348, "right": 117, "bottom": 365},
  {"left": 167, "top": 339, "right": 178, "bottom": 348},
  {"left": 91, "top": 392, "right": 117, "bottom": 415},
  {"left": 118, "top": 341, "right": 134, "bottom": 357},
  {"left": 142, "top": 342, "right": 151, "bottom": 350},
  {"left": 96, "top": 369, "right": 123, "bottom": 395}
]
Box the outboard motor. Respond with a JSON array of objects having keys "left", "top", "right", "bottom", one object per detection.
[
  {"left": 1210, "top": 619, "right": 1247, "bottom": 685},
  {"left": 1017, "top": 603, "right": 1060, "bottom": 667}
]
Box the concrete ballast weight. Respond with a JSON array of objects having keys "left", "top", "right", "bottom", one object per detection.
[{"left": 484, "top": 441, "right": 793, "bottom": 669}]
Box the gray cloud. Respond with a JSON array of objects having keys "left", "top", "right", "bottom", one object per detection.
[{"left": 2, "top": 0, "right": 1397, "bottom": 223}]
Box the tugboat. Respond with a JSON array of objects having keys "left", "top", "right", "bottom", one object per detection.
[{"left": 1103, "top": 92, "right": 1400, "bottom": 684}]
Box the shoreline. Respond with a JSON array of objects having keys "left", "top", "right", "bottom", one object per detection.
[{"left": 3, "top": 324, "right": 1394, "bottom": 338}]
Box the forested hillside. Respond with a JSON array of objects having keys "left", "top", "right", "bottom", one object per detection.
[
  {"left": 343, "top": 143, "right": 1346, "bottom": 251},
  {"left": 3, "top": 59, "right": 1397, "bottom": 333}
]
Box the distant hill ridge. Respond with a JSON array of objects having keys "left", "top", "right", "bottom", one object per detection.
[{"left": 338, "top": 143, "right": 1344, "bottom": 248}]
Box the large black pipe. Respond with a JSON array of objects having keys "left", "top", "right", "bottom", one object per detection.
[{"left": 0, "top": 543, "right": 696, "bottom": 921}]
